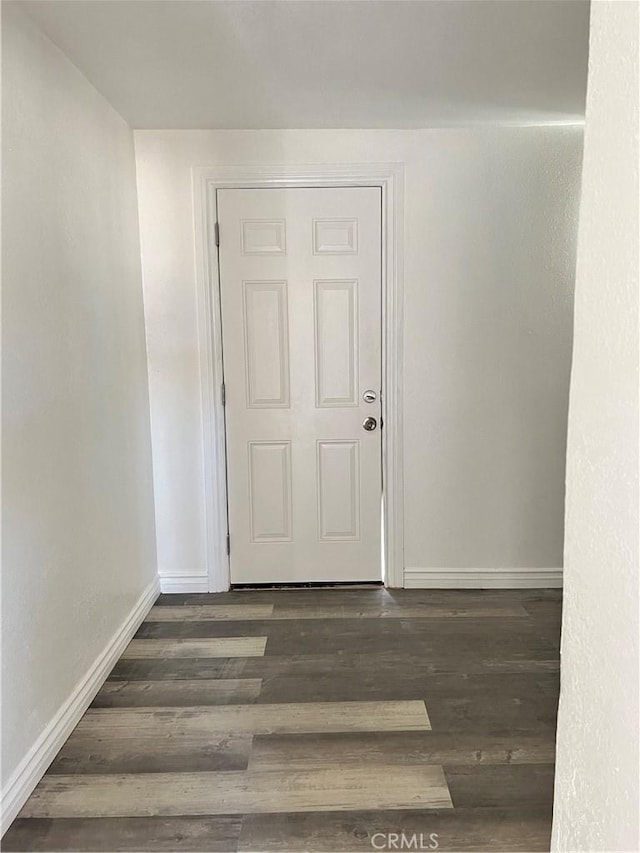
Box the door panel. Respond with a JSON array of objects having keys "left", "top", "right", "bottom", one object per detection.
[
  {"left": 314, "top": 279, "right": 358, "bottom": 407},
  {"left": 218, "top": 187, "right": 382, "bottom": 584},
  {"left": 248, "top": 441, "right": 292, "bottom": 542},
  {"left": 317, "top": 440, "right": 360, "bottom": 541},
  {"left": 243, "top": 281, "right": 290, "bottom": 407}
]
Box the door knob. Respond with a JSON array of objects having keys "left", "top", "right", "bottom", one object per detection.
[
  {"left": 362, "top": 417, "right": 378, "bottom": 432},
  {"left": 363, "top": 389, "right": 377, "bottom": 403}
]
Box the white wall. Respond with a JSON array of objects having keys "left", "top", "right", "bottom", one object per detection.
[
  {"left": 1, "top": 0, "right": 157, "bottom": 812},
  {"left": 134, "top": 127, "right": 583, "bottom": 587},
  {"left": 552, "top": 2, "right": 639, "bottom": 851}
]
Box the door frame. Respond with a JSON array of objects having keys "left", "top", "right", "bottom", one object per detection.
[{"left": 193, "top": 163, "right": 404, "bottom": 591}]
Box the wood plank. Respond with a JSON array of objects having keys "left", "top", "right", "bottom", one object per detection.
[
  {"left": 425, "top": 692, "right": 558, "bottom": 733},
  {"left": 20, "top": 766, "right": 453, "bottom": 818},
  {"left": 108, "top": 658, "right": 249, "bottom": 681},
  {"left": 48, "top": 733, "right": 252, "bottom": 775},
  {"left": 92, "top": 679, "right": 262, "bottom": 707},
  {"left": 146, "top": 604, "right": 274, "bottom": 621},
  {"left": 444, "top": 764, "right": 556, "bottom": 808},
  {"left": 272, "top": 604, "right": 530, "bottom": 619},
  {"left": 153, "top": 588, "right": 560, "bottom": 607},
  {"left": 249, "top": 731, "right": 556, "bottom": 772},
  {"left": 107, "top": 653, "right": 558, "bottom": 684},
  {"left": 74, "top": 700, "right": 431, "bottom": 736},
  {"left": 135, "top": 616, "right": 547, "bottom": 640},
  {"left": 240, "top": 651, "right": 560, "bottom": 679},
  {"left": 153, "top": 589, "right": 388, "bottom": 607},
  {"left": 132, "top": 619, "right": 559, "bottom": 662},
  {"left": 2, "top": 808, "right": 553, "bottom": 853},
  {"left": 121, "top": 637, "right": 267, "bottom": 659},
  {"left": 254, "top": 670, "right": 559, "bottom": 705},
  {"left": 238, "top": 806, "right": 553, "bottom": 852},
  {"left": 146, "top": 603, "right": 528, "bottom": 621},
  {"left": 2, "top": 816, "right": 242, "bottom": 852},
  {"left": 134, "top": 621, "right": 267, "bottom": 639}
]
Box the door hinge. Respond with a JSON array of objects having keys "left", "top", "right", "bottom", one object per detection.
[
  {"left": 221, "top": 382, "right": 226, "bottom": 406},
  {"left": 226, "top": 533, "right": 231, "bottom": 556},
  {"left": 214, "top": 221, "right": 220, "bottom": 247}
]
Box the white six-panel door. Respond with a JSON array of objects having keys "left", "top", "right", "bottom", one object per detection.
[{"left": 218, "top": 187, "right": 382, "bottom": 584}]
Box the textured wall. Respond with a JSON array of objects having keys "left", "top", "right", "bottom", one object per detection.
[
  {"left": 134, "top": 127, "right": 583, "bottom": 584},
  {"left": 552, "top": 2, "right": 639, "bottom": 850},
  {"left": 1, "top": 2, "right": 157, "bottom": 793}
]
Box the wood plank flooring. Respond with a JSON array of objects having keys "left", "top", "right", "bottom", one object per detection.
[{"left": 3, "top": 587, "right": 562, "bottom": 851}]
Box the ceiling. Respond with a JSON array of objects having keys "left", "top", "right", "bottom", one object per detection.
[{"left": 21, "top": 0, "right": 590, "bottom": 130}]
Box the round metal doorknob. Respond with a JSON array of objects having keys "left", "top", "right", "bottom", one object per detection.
[{"left": 362, "top": 416, "right": 378, "bottom": 432}]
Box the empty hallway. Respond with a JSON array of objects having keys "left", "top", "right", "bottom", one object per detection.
[{"left": 2, "top": 1, "right": 638, "bottom": 850}]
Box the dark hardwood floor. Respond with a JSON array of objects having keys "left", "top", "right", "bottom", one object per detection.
[{"left": 3, "top": 587, "right": 562, "bottom": 852}]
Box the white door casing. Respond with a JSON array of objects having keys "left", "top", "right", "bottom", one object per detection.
[{"left": 218, "top": 187, "right": 382, "bottom": 584}]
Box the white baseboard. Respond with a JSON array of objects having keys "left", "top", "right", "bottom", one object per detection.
[
  {"left": 404, "top": 567, "right": 563, "bottom": 589},
  {"left": 0, "top": 575, "right": 160, "bottom": 835},
  {"left": 159, "top": 574, "right": 209, "bottom": 593}
]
